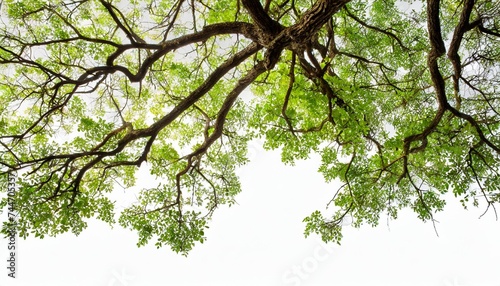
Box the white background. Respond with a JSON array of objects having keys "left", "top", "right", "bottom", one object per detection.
[{"left": 1, "top": 142, "right": 500, "bottom": 286}]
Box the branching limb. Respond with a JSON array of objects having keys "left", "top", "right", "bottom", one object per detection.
[
  {"left": 281, "top": 52, "right": 297, "bottom": 136},
  {"left": 344, "top": 7, "right": 409, "bottom": 51},
  {"left": 447, "top": 0, "right": 475, "bottom": 110}
]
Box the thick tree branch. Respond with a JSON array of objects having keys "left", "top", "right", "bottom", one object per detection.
[
  {"left": 241, "top": 0, "right": 282, "bottom": 35},
  {"left": 447, "top": 0, "right": 475, "bottom": 110},
  {"left": 400, "top": 0, "right": 449, "bottom": 181}
]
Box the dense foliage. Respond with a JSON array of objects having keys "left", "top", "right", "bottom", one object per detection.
[{"left": 0, "top": 0, "right": 499, "bottom": 254}]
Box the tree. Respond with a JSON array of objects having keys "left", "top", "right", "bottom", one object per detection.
[{"left": 0, "top": 0, "right": 499, "bottom": 255}]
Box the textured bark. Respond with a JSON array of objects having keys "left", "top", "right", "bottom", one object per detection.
[
  {"left": 257, "top": 0, "right": 351, "bottom": 68},
  {"left": 241, "top": 0, "right": 282, "bottom": 35}
]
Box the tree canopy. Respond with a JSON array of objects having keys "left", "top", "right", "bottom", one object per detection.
[{"left": 0, "top": 0, "right": 499, "bottom": 254}]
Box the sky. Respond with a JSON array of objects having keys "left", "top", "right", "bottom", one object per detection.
[{"left": 1, "top": 140, "right": 500, "bottom": 286}]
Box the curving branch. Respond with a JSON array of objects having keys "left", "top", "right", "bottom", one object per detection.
[
  {"left": 344, "top": 7, "right": 409, "bottom": 51},
  {"left": 447, "top": 0, "right": 475, "bottom": 110}
]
